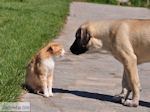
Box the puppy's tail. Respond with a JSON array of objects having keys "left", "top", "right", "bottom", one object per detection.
[{"left": 36, "top": 91, "right": 48, "bottom": 98}]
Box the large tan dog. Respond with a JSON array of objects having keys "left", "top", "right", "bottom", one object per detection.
[{"left": 70, "top": 19, "right": 150, "bottom": 107}]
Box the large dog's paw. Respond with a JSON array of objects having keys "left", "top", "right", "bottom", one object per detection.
[{"left": 123, "top": 99, "right": 139, "bottom": 107}]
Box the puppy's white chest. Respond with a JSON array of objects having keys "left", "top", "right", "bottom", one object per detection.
[{"left": 42, "top": 58, "right": 55, "bottom": 70}]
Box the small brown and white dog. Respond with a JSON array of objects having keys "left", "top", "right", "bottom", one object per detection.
[{"left": 25, "top": 42, "right": 65, "bottom": 97}]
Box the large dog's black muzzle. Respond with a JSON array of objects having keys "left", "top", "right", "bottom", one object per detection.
[{"left": 70, "top": 40, "right": 88, "bottom": 55}]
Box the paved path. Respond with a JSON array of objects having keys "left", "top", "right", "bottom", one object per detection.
[{"left": 22, "top": 2, "right": 150, "bottom": 112}]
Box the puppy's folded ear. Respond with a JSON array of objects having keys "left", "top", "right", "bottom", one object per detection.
[
  {"left": 47, "top": 46, "right": 53, "bottom": 52},
  {"left": 47, "top": 44, "right": 60, "bottom": 54}
]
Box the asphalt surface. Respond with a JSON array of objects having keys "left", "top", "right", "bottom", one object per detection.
[{"left": 22, "top": 2, "right": 150, "bottom": 112}]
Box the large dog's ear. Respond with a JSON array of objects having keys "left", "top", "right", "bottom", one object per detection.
[
  {"left": 76, "top": 28, "right": 90, "bottom": 47},
  {"left": 75, "top": 28, "right": 81, "bottom": 38},
  {"left": 81, "top": 29, "right": 90, "bottom": 46}
]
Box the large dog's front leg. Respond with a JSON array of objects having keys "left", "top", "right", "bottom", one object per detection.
[
  {"left": 121, "top": 69, "right": 132, "bottom": 103},
  {"left": 113, "top": 69, "right": 131, "bottom": 103},
  {"left": 119, "top": 52, "right": 140, "bottom": 107}
]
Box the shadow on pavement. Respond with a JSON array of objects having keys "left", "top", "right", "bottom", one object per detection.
[{"left": 53, "top": 88, "right": 150, "bottom": 108}]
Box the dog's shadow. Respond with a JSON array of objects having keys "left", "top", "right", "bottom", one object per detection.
[{"left": 53, "top": 88, "right": 150, "bottom": 108}]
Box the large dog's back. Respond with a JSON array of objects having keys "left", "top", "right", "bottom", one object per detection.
[{"left": 124, "top": 19, "right": 150, "bottom": 63}]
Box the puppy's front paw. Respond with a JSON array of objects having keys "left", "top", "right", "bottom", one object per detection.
[
  {"left": 48, "top": 88, "right": 53, "bottom": 97},
  {"left": 49, "top": 92, "right": 53, "bottom": 97},
  {"left": 44, "top": 92, "right": 50, "bottom": 97},
  {"left": 123, "top": 99, "right": 139, "bottom": 107}
]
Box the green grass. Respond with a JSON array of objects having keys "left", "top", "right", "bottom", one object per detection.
[
  {"left": 86, "top": 0, "right": 149, "bottom": 7},
  {"left": 0, "top": 0, "right": 70, "bottom": 101}
]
